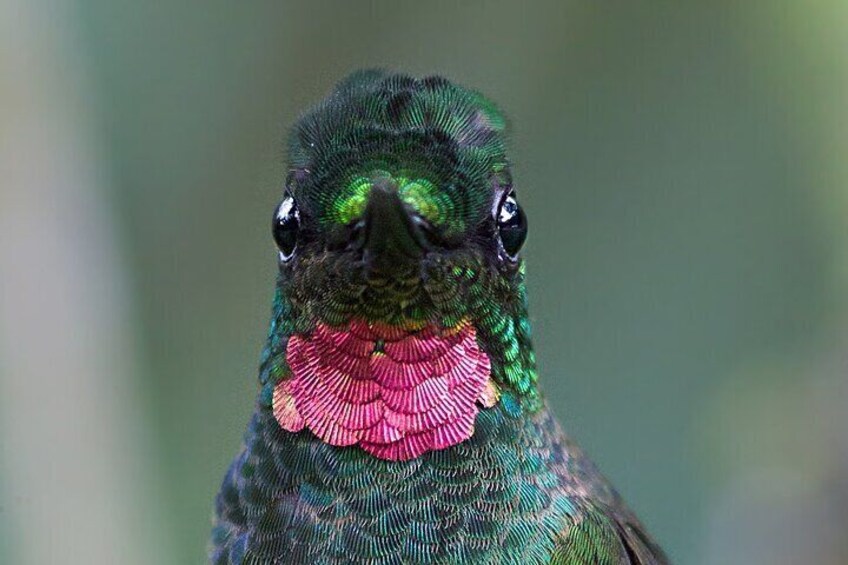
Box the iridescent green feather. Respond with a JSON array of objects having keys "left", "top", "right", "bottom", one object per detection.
[{"left": 212, "top": 70, "right": 668, "bottom": 564}]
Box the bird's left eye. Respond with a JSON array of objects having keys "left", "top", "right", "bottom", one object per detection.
[
  {"left": 272, "top": 193, "right": 300, "bottom": 261},
  {"left": 497, "top": 190, "right": 527, "bottom": 259}
]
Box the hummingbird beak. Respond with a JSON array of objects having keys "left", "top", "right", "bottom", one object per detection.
[{"left": 360, "top": 178, "right": 433, "bottom": 269}]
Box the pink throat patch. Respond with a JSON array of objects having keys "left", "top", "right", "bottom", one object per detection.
[{"left": 273, "top": 319, "right": 496, "bottom": 461}]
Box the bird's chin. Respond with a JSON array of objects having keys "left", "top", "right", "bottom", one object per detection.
[{"left": 288, "top": 243, "right": 488, "bottom": 330}]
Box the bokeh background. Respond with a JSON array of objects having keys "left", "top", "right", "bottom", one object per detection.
[{"left": 3, "top": 1, "right": 848, "bottom": 563}]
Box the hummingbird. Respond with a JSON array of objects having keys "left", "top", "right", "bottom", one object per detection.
[{"left": 211, "top": 70, "right": 668, "bottom": 565}]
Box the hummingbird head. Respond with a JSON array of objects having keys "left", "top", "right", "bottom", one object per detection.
[
  {"left": 262, "top": 71, "right": 539, "bottom": 460},
  {"left": 273, "top": 70, "right": 527, "bottom": 324}
]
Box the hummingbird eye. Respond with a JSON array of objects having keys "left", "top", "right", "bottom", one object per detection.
[
  {"left": 272, "top": 193, "right": 300, "bottom": 261},
  {"left": 496, "top": 190, "right": 527, "bottom": 259}
]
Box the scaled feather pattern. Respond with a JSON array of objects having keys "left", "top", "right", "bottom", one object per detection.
[
  {"left": 211, "top": 70, "right": 669, "bottom": 564},
  {"left": 275, "top": 319, "right": 493, "bottom": 461}
]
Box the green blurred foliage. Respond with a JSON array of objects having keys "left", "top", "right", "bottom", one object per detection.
[{"left": 14, "top": 1, "right": 838, "bottom": 562}]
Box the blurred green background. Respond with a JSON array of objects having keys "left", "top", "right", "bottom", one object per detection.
[{"left": 3, "top": 1, "right": 848, "bottom": 564}]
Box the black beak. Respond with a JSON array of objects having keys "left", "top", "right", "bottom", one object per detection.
[{"left": 360, "top": 177, "right": 432, "bottom": 268}]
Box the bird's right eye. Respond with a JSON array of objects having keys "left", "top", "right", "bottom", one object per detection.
[
  {"left": 272, "top": 193, "right": 300, "bottom": 261},
  {"left": 496, "top": 189, "right": 527, "bottom": 259}
]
